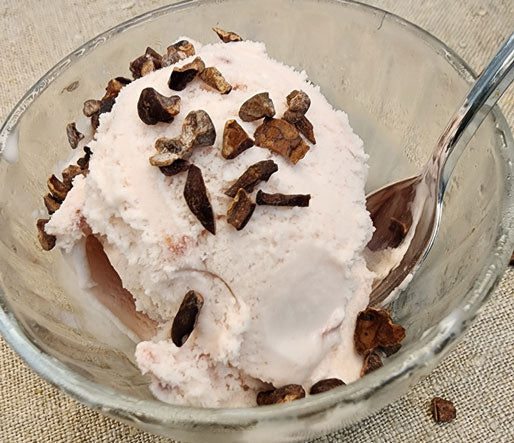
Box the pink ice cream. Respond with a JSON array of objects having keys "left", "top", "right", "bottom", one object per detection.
[{"left": 45, "top": 38, "right": 374, "bottom": 407}]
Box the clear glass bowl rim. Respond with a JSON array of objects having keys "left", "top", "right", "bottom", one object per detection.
[{"left": 1, "top": 0, "right": 513, "bottom": 430}]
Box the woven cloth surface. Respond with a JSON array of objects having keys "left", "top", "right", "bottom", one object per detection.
[{"left": 0, "top": 0, "right": 513, "bottom": 441}]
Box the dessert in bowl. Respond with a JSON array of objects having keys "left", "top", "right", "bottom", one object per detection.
[{"left": 0, "top": 1, "right": 513, "bottom": 441}]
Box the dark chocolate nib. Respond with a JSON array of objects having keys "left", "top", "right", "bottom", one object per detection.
[
  {"left": 227, "top": 189, "right": 256, "bottom": 231},
  {"left": 212, "top": 27, "right": 243, "bottom": 43},
  {"left": 309, "top": 378, "right": 345, "bottom": 395},
  {"left": 256, "top": 191, "right": 310, "bottom": 207},
  {"left": 239, "top": 92, "right": 275, "bottom": 122},
  {"left": 168, "top": 57, "right": 205, "bottom": 91},
  {"left": 222, "top": 119, "right": 254, "bottom": 159},
  {"left": 354, "top": 308, "right": 406, "bottom": 356},
  {"left": 66, "top": 122, "right": 84, "bottom": 149},
  {"left": 183, "top": 165, "right": 216, "bottom": 235},
  {"left": 137, "top": 87, "right": 181, "bottom": 125},
  {"left": 361, "top": 351, "right": 383, "bottom": 376},
  {"left": 257, "top": 384, "right": 305, "bottom": 406},
  {"left": 225, "top": 160, "right": 278, "bottom": 198},
  {"left": 254, "top": 118, "right": 310, "bottom": 164},
  {"left": 37, "top": 219, "right": 56, "bottom": 251},
  {"left": 129, "top": 47, "right": 163, "bottom": 79},
  {"left": 431, "top": 397, "right": 457, "bottom": 423},
  {"left": 283, "top": 90, "right": 311, "bottom": 124},
  {"left": 171, "top": 290, "right": 204, "bottom": 347}
]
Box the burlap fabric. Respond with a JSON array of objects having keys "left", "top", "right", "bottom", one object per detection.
[{"left": 0, "top": 1, "right": 512, "bottom": 441}]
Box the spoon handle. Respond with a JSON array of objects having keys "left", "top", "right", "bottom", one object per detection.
[{"left": 431, "top": 32, "right": 514, "bottom": 193}]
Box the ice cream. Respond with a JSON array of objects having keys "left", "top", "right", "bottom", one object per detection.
[{"left": 43, "top": 36, "right": 375, "bottom": 407}]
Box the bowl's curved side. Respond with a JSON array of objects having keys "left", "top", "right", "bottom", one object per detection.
[
  {"left": 0, "top": 0, "right": 513, "bottom": 441},
  {"left": 0, "top": 0, "right": 198, "bottom": 161}
]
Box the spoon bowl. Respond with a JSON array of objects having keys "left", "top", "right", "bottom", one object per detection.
[
  {"left": 366, "top": 175, "right": 436, "bottom": 305},
  {"left": 366, "top": 32, "right": 514, "bottom": 306}
]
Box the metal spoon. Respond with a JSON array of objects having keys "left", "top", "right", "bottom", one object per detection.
[{"left": 366, "top": 33, "right": 514, "bottom": 306}]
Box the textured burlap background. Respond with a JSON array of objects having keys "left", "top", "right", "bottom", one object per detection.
[{"left": 1, "top": 0, "right": 513, "bottom": 442}]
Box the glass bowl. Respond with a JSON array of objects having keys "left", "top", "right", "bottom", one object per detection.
[{"left": 1, "top": 0, "right": 513, "bottom": 441}]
